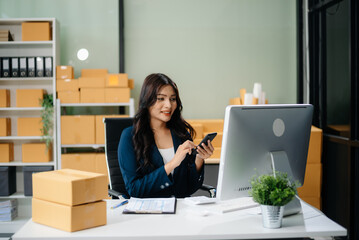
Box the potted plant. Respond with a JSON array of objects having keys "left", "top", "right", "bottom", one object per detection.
[
  {"left": 249, "top": 171, "right": 298, "bottom": 229},
  {"left": 40, "top": 94, "right": 54, "bottom": 150}
]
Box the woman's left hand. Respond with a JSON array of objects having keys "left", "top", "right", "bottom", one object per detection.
[{"left": 196, "top": 140, "right": 214, "bottom": 160}]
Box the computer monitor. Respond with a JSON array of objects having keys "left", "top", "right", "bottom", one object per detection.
[{"left": 216, "top": 104, "right": 313, "bottom": 201}]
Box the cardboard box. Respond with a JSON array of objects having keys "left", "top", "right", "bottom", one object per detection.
[
  {"left": 105, "top": 74, "right": 128, "bottom": 88},
  {"left": 80, "top": 88, "right": 105, "bottom": 103},
  {"left": 61, "top": 153, "right": 97, "bottom": 173},
  {"left": 191, "top": 123, "right": 204, "bottom": 139},
  {"left": 0, "top": 118, "right": 11, "bottom": 136},
  {"left": 61, "top": 153, "right": 108, "bottom": 181},
  {"left": 32, "top": 198, "right": 106, "bottom": 232},
  {"left": 78, "top": 77, "right": 105, "bottom": 88},
  {"left": 297, "top": 163, "right": 322, "bottom": 198},
  {"left": 81, "top": 69, "right": 108, "bottom": 78},
  {"left": 56, "top": 66, "right": 74, "bottom": 79},
  {"left": 0, "top": 167, "right": 16, "bottom": 196},
  {"left": 187, "top": 119, "right": 224, "bottom": 133},
  {"left": 17, "top": 117, "right": 42, "bottom": 136},
  {"left": 16, "top": 89, "right": 44, "bottom": 107},
  {"left": 23, "top": 166, "right": 54, "bottom": 196},
  {"left": 22, "top": 22, "right": 51, "bottom": 41},
  {"left": 104, "top": 88, "right": 130, "bottom": 103},
  {"left": 56, "top": 79, "right": 79, "bottom": 91},
  {"left": 61, "top": 115, "right": 95, "bottom": 144},
  {"left": 0, "top": 143, "right": 14, "bottom": 162},
  {"left": 95, "top": 115, "right": 129, "bottom": 144},
  {"left": 0, "top": 89, "right": 10, "bottom": 107},
  {"left": 301, "top": 197, "right": 321, "bottom": 210},
  {"left": 128, "top": 79, "right": 134, "bottom": 89},
  {"left": 22, "top": 143, "right": 51, "bottom": 162},
  {"left": 229, "top": 97, "right": 242, "bottom": 105},
  {"left": 307, "top": 126, "right": 323, "bottom": 163},
  {"left": 57, "top": 91, "right": 80, "bottom": 104},
  {"left": 32, "top": 168, "right": 108, "bottom": 206}
]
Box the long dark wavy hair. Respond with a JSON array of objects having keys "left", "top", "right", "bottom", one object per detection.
[{"left": 133, "top": 73, "right": 195, "bottom": 170}]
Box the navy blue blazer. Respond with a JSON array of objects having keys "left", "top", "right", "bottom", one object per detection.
[{"left": 118, "top": 126, "right": 204, "bottom": 198}]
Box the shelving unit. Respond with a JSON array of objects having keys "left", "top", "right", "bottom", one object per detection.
[
  {"left": 0, "top": 18, "right": 59, "bottom": 232},
  {"left": 56, "top": 98, "right": 135, "bottom": 168}
]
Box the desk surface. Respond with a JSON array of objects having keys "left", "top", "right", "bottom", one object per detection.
[{"left": 13, "top": 199, "right": 346, "bottom": 240}]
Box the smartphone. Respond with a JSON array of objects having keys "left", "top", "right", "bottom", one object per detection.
[{"left": 193, "top": 132, "right": 217, "bottom": 155}]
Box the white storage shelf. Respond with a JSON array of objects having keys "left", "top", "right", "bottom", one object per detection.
[{"left": 0, "top": 18, "right": 59, "bottom": 207}]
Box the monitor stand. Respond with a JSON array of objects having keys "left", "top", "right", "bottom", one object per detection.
[{"left": 269, "top": 151, "right": 302, "bottom": 216}]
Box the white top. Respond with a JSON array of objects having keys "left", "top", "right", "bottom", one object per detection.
[{"left": 158, "top": 147, "right": 175, "bottom": 175}]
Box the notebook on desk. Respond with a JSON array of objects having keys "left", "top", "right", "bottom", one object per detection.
[{"left": 122, "top": 197, "right": 177, "bottom": 214}]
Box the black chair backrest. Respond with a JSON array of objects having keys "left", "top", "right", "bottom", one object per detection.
[{"left": 104, "top": 117, "right": 133, "bottom": 198}]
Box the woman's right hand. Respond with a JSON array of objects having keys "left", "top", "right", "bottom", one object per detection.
[{"left": 165, "top": 140, "right": 196, "bottom": 175}]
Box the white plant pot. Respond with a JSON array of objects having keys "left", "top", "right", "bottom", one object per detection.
[{"left": 260, "top": 205, "right": 284, "bottom": 229}]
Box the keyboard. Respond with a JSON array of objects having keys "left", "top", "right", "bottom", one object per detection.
[{"left": 209, "top": 197, "right": 259, "bottom": 214}]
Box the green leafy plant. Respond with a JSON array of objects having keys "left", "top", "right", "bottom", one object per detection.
[
  {"left": 40, "top": 94, "right": 54, "bottom": 149},
  {"left": 249, "top": 171, "right": 299, "bottom": 206}
]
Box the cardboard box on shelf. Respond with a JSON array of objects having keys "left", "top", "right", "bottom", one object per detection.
[
  {"left": 57, "top": 91, "right": 80, "bottom": 104},
  {"left": 80, "top": 88, "right": 105, "bottom": 103},
  {"left": 81, "top": 69, "right": 108, "bottom": 78},
  {"left": 61, "top": 153, "right": 97, "bottom": 173},
  {"left": 105, "top": 74, "right": 128, "bottom": 88},
  {"left": 22, "top": 143, "right": 51, "bottom": 163},
  {"left": 95, "top": 115, "right": 129, "bottom": 144},
  {"left": 187, "top": 119, "right": 224, "bottom": 133},
  {"left": 16, "top": 89, "right": 44, "bottom": 107},
  {"left": 0, "top": 89, "right": 10, "bottom": 107},
  {"left": 0, "top": 118, "right": 11, "bottom": 136},
  {"left": 0, "top": 143, "right": 14, "bottom": 162},
  {"left": 56, "top": 79, "right": 79, "bottom": 91},
  {"left": 56, "top": 66, "right": 74, "bottom": 79},
  {"left": 191, "top": 123, "right": 204, "bottom": 139},
  {"left": 61, "top": 115, "right": 95, "bottom": 145},
  {"left": 78, "top": 77, "right": 105, "bottom": 88},
  {"left": 128, "top": 79, "right": 134, "bottom": 89},
  {"left": 297, "top": 163, "right": 322, "bottom": 198},
  {"left": 61, "top": 153, "right": 109, "bottom": 181},
  {"left": 307, "top": 126, "right": 323, "bottom": 163},
  {"left": 17, "top": 117, "right": 42, "bottom": 136},
  {"left": 32, "top": 198, "right": 106, "bottom": 232},
  {"left": 22, "top": 22, "right": 51, "bottom": 41},
  {"left": 32, "top": 168, "right": 108, "bottom": 206},
  {"left": 104, "top": 88, "right": 130, "bottom": 103}
]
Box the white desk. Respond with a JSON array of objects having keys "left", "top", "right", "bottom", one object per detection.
[{"left": 12, "top": 199, "right": 346, "bottom": 240}]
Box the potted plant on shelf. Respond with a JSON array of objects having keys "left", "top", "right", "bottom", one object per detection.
[
  {"left": 40, "top": 94, "right": 54, "bottom": 150},
  {"left": 249, "top": 171, "right": 298, "bottom": 229}
]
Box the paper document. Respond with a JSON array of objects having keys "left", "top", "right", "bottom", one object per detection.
[{"left": 123, "top": 197, "right": 176, "bottom": 214}]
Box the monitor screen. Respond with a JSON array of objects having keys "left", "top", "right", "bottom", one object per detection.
[{"left": 216, "top": 104, "right": 313, "bottom": 201}]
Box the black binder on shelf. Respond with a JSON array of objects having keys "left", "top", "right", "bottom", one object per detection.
[
  {"left": 11, "top": 57, "right": 19, "bottom": 78},
  {"left": 19, "top": 57, "right": 27, "bottom": 77},
  {"left": 0, "top": 58, "right": 2, "bottom": 77},
  {"left": 27, "top": 57, "right": 35, "bottom": 77},
  {"left": 44, "top": 57, "right": 53, "bottom": 77},
  {"left": 1, "top": 58, "right": 10, "bottom": 78},
  {"left": 36, "top": 57, "right": 44, "bottom": 77}
]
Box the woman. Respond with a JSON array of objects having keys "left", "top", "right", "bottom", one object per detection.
[{"left": 118, "top": 73, "right": 214, "bottom": 198}]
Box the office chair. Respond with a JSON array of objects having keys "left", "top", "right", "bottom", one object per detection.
[{"left": 104, "top": 117, "right": 216, "bottom": 199}]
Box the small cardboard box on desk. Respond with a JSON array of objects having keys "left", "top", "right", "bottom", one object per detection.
[{"left": 32, "top": 169, "right": 108, "bottom": 232}]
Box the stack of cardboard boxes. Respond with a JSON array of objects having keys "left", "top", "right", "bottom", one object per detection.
[
  {"left": 297, "top": 126, "right": 323, "bottom": 209},
  {"left": 56, "top": 66, "right": 134, "bottom": 104},
  {"left": 32, "top": 169, "right": 107, "bottom": 232}
]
